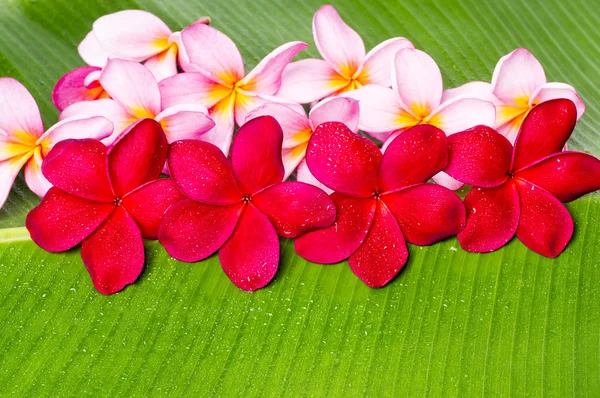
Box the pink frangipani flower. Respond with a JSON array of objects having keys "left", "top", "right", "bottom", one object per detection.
[
  {"left": 246, "top": 97, "right": 360, "bottom": 191},
  {"left": 60, "top": 59, "right": 215, "bottom": 146},
  {"left": 345, "top": 48, "right": 496, "bottom": 189},
  {"left": 52, "top": 66, "right": 109, "bottom": 111},
  {"left": 277, "top": 4, "right": 414, "bottom": 104},
  {"left": 26, "top": 119, "right": 185, "bottom": 294},
  {"left": 295, "top": 122, "right": 466, "bottom": 288},
  {"left": 159, "top": 116, "right": 336, "bottom": 291},
  {"left": 0, "top": 78, "right": 114, "bottom": 207},
  {"left": 158, "top": 23, "right": 307, "bottom": 154},
  {"left": 444, "top": 99, "right": 600, "bottom": 257},
  {"left": 444, "top": 48, "right": 585, "bottom": 143},
  {"left": 79, "top": 10, "right": 210, "bottom": 81}
]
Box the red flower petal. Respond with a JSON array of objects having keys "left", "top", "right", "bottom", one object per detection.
[
  {"left": 80, "top": 206, "right": 144, "bottom": 295},
  {"left": 219, "top": 204, "right": 279, "bottom": 291},
  {"left": 108, "top": 119, "right": 168, "bottom": 197},
  {"left": 515, "top": 179, "right": 573, "bottom": 258},
  {"left": 378, "top": 124, "right": 448, "bottom": 192},
  {"left": 515, "top": 152, "right": 600, "bottom": 202},
  {"left": 511, "top": 99, "right": 577, "bottom": 172},
  {"left": 168, "top": 140, "right": 241, "bottom": 205},
  {"left": 26, "top": 187, "right": 115, "bottom": 252},
  {"left": 252, "top": 181, "right": 336, "bottom": 238},
  {"left": 348, "top": 201, "right": 408, "bottom": 288},
  {"left": 294, "top": 194, "right": 376, "bottom": 264},
  {"left": 382, "top": 184, "right": 465, "bottom": 245},
  {"left": 42, "top": 139, "right": 114, "bottom": 202},
  {"left": 159, "top": 199, "right": 243, "bottom": 262},
  {"left": 230, "top": 116, "right": 284, "bottom": 195},
  {"left": 445, "top": 125, "right": 512, "bottom": 187},
  {"left": 122, "top": 179, "right": 186, "bottom": 240},
  {"left": 458, "top": 181, "right": 520, "bottom": 253},
  {"left": 306, "top": 121, "right": 381, "bottom": 197}
]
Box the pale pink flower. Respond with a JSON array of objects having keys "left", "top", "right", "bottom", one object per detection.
[
  {"left": 443, "top": 48, "right": 585, "bottom": 143},
  {"left": 246, "top": 97, "right": 360, "bottom": 191},
  {"left": 346, "top": 48, "right": 496, "bottom": 190},
  {"left": 159, "top": 24, "right": 306, "bottom": 154},
  {"left": 0, "top": 78, "right": 113, "bottom": 206},
  {"left": 60, "top": 59, "right": 214, "bottom": 146},
  {"left": 276, "top": 4, "right": 413, "bottom": 104}
]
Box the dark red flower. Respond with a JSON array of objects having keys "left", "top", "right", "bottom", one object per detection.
[
  {"left": 295, "top": 122, "right": 466, "bottom": 288},
  {"left": 158, "top": 115, "right": 336, "bottom": 291},
  {"left": 26, "top": 119, "right": 184, "bottom": 294},
  {"left": 445, "top": 99, "right": 600, "bottom": 257}
]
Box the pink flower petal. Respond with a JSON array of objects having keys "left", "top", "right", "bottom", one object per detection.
[
  {"left": 41, "top": 139, "right": 114, "bottom": 202},
  {"left": 441, "top": 81, "right": 497, "bottom": 103},
  {"left": 296, "top": 159, "right": 333, "bottom": 194},
  {"left": 159, "top": 72, "right": 230, "bottom": 109},
  {"left": 234, "top": 91, "right": 293, "bottom": 127},
  {"left": 99, "top": 59, "right": 161, "bottom": 118},
  {"left": 78, "top": 31, "right": 112, "bottom": 67},
  {"left": 219, "top": 204, "right": 279, "bottom": 291},
  {"left": 122, "top": 179, "right": 185, "bottom": 239},
  {"left": 348, "top": 201, "right": 408, "bottom": 288},
  {"left": 294, "top": 194, "right": 376, "bottom": 264},
  {"left": 530, "top": 82, "right": 586, "bottom": 119},
  {"left": 144, "top": 44, "right": 179, "bottom": 81},
  {"left": 306, "top": 121, "right": 381, "bottom": 197},
  {"left": 81, "top": 206, "right": 144, "bottom": 295},
  {"left": 0, "top": 156, "right": 32, "bottom": 207},
  {"left": 168, "top": 31, "right": 194, "bottom": 72},
  {"left": 168, "top": 140, "right": 240, "bottom": 205},
  {"left": 342, "top": 84, "right": 407, "bottom": 137},
  {"left": 155, "top": 104, "right": 215, "bottom": 142},
  {"left": 39, "top": 116, "right": 114, "bottom": 149},
  {"left": 159, "top": 199, "right": 243, "bottom": 262},
  {"left": 392, "top": 48, "right": 443, "bottom": 116},
  {"left": 204, "top": 94, "right": 236, "bottom": 154},
  {"left": 511, "top": 99, "right": 577, "bottom": 172},
  {"left": 431, "top": 171, "right": 465, "bottom": 191},
  {"left": 491, "top": 48, "right": 546, "bottom": 106},
  {"left": 378, "top": 124, "right": 448, "bottom": 192},
  {"left": 181, "top": 24, "right": 245, "bottom": 85},
  {"left": 238, "top": 41, "right": 307, "bottom": 95},
  {"left": 515, "top": 179, "right": 573, "bottom": 258},
  {"left": 515, "top": 152, "right": 600, "bottom": 203},
  {"left": 382, "top": 184, "right": 465, "bottom": 245},
  {"left": 428, "top": 96, "right": 496, "bottom": 135},
  {"left": 92, "top": 10, "right": 172, "bottom": 62},
  {"left": 252, "top": 181, "right": 336, "bottom": 238},
  {"left": 0, "top": 78, "right": 44, "bottom": 137},
  {"left": 230, "top": 116, "right": 284, "bottom": 194},
  {"left": 26, "top": 187, "right": 114, "bottom": 252},
  {"left": 361, "top": 37, "right": 414, "bottom": 86},
  {"left": 458, "top": 181, "right": 520, "bottom": 253},
  {"left": 313, "top": 5, "right": 365, "bottom": 77},
  {"left": 24, "top": 154, "right": 51, "bottom": 197},
  {"left": 277, "top": 59, "right": 347, "bottom": 104},
  {"left": 445, "top": 125, "right": 512, "bottom": 187},
  {"left": 59, "top": 98, "right": 133, "bottom": 143},
  {"left": 108, "top": 119, "right": 168, "bottom": 197},
  {"left": 309, "top": 97, "right": 359, "bottom": 132},
  {"left": 52, "top": 66, "right": 105, "bottom": 111}
]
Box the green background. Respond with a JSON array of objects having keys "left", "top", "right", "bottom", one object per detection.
[{"left": 0, "top": 0, "right": 599, "bottom": 396}]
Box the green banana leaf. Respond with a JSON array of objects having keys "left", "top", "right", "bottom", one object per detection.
[{"left": 1, "top": 0, "right": 599, "bottom": 395}]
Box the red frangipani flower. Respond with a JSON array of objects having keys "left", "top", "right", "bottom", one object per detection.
[
  {"left": 26, "top": 119, "right": 184, "bottom": 294},
  {"left": 444, "top": 99, "right": 600, "bottom": 257},
  {"left": 295, "top": 122, "right": 466, "bottom": 288},
  {"left": 158, "top": 116, "right": 336, "bottom": 291}
]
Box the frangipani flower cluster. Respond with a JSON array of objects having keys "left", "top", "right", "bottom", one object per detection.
[{"left": 3, "top": 4, "right": 598, "bottom": 295}]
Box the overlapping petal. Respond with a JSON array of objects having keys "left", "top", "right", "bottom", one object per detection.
[
  {"left": 277, "top": 59, "right": 345, "bottom": 103},
  {"left": 295, "top": 194, "right": 376, "bottom": 264},
  {"left": 252, "top": 181, "right": 336, "bottom": 238},
  {"left": 491, "top": 48, "right": 546, "bottom": 106},
  {"left": 306, "top": 121, "right": 381, "bottom": 197},
  {"left": 428, "top": 96, "right": 496, "bottom": 135},
  {"left": 39, "top": 116, "right": 114, "bottom": 149},
  {"left": 360, "top": 38, "right": 414, "bottom": 86},
  {"left": 159, "top": 72, "right": 231, "bottom": 109},
  {"left": 52, "top": 66, "right": 105, "bottom": 111},
  {"left": 309, "top": 97, "right": 359, "bottom": 132},
  {"left": 530, "top": 82, "right": 586, "bottom": 119},
  {"left": 154, "top": 104, "right": 215, "bottom": 142},
  {"left": 59, "top": 98, "right": 132, "bottom": 143}
]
